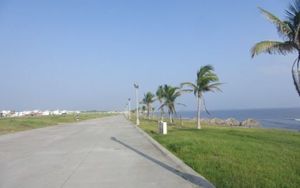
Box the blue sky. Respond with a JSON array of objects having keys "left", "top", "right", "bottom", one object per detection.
[{"left": 0, "top": 0, "right": 298, "bottom": 111}]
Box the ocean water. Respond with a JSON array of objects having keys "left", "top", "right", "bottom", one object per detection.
[{"left": 175, "top": 108, "right": 300, "bottom": 131}]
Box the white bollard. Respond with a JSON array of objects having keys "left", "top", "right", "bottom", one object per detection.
[
  {"left": 159, "top": 121, "right": 167, "bottom": 135},
  {"left": 162, "top": 122, "right": 167, "bottom": 135}
]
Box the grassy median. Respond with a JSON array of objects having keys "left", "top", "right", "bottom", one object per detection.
[
  {"left": 135, "top": 117, "right": 300, "bottom": 188},
  {"left": 0, "top": 112, "right": 113, "bottom": 135}
]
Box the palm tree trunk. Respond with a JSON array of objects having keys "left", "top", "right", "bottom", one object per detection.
[
  {"left": 147, "top": 104, "right": 150, "bottom": 119},
  {"left": 169, "top": 111, "right": 172, "bottom": 123},
  {"left": 197, "top": 96, "right": 201, "bottom": 129},
  {"left": 152, "top": 108, "right": 154, "bottom": 119},
  {"left": 160, "top": 102, "right": 163, "bottom": 121},
  {"left": 292, "top": 54, "right": 300, "bottom": 96}
]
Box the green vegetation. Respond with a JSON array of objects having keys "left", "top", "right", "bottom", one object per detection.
[
  {"left": 156, "top": 85, "right": 165, "bottom": 120},
  {"left": 158, "top": 85, "right": 182, "bottom": 123},
  {"left": 142, "top": 92, "right": 156, "bottom": 119},
  {"left": 136, "top": 117, "right": 300, "bottom": 188},
  {"left": 251, "top": 0, "right": 300, "bottom": 96},
  {"left": 181, "top": 65, "right": 222, "bottom": 129},
  {"left": 0, "top": 112, "right": 113, "bottom": 135}
]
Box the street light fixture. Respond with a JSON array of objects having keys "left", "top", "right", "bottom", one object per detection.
[{"left": 134, "top": 83, "right": 140, "bottom": 125}]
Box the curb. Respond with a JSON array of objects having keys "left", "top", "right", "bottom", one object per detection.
[{"left": 130, "top": 121, "right": 215, "bottom": 188}]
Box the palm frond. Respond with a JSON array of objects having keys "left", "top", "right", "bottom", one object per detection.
[
  {"left": 181, "top": 82, "right": 197, "bottom": 95},
  {"left": 181, "top": 82, "right": 197, "bottom": 89},
  {"left": 156, "top": 85, "right": 165, "bottom": 101},
  {"left": 251, "top": 41, "right": 296, "bottom": 57},
  {"left": 143, "top": 92, "right": 156, "bottom": 104},
  {"left": 202, "top": 98, "right": 210, "bottom": 115},
  {"left": 176, "top": 103, "right": 186, "bottom": 107},
  {"left": 181, "top": 89, "right": 194, "bottom": 93},
  {"left": 259, "top": 7, "right": 293, "bottom": 37},
  {"left": 197, "top": 65, "right": 214, "bottom": 79},
  {"left": 206, "top": 83, "right": 223, "bottom": 92},
  {"left": 285, "top": 0, "right": 300, "bottom": 26}
]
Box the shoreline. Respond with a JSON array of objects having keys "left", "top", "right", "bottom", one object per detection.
[{"left": 151, "top": 107, "right": 300, "bottom": 131}]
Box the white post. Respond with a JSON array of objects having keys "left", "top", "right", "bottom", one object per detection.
[
  {"left": 162, "top": 122, "right": 167, "bottom": 135},
  {"left": 134, "top": 83, "right": 140, "bottom": 125},
  {"left": 159, "top": 121, "right": 167, "bottom": 135}
]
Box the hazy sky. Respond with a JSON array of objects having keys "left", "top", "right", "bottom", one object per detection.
[{"left": 0, "top": 0, "right": 298, "bottom": 111}]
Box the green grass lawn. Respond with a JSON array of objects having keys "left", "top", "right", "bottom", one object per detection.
[
  {"left": 136, "top": 117, "right": 300, "bottom": 188},
  {"left": 0, "top": 112, "right": 113, "bottom": 135}
]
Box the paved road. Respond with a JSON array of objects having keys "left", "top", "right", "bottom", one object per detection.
[{"left": 0, "top": 115, "right": 211, "bottom": 188}]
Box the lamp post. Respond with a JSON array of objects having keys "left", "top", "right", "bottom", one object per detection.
[
  {"left": 134, "top": 83, "right": 140, "bottom": 125},
  {"left": 128, "top": 98, "right": 131, "bottom": 120},
  {"left": 124, "top": 104, "right": 128, "bottom": 118}
]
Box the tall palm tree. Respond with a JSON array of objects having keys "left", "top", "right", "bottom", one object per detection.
[
  {"left": 181, "top": 65, "right": 222, "bottom": 129},
  {"left": 159, "top": 85, "right": 181, "bottom": 123},
  {"left": 156, "top": 85, "right": 165, "bottom": 120},
  {"left": 251, "top": 0, "right": 300, "bottom": 96},
  {"left": 141, "top": 105, "right": 147, "bottom": 116},
  {"left": 142, "top": 92, "right": 155, "bottom": 119}
]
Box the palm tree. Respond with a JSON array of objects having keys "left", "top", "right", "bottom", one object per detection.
[
  {"left": 141, "top": 105, "right": 147, "bottom": 116},
  {"left": 181, "top": 65, "right": 222, "bottom": 129},
  {"left": 142, "top": 92, "right": 155, "bottom": 119},
  {"left": 156, "top": 85, "right": 165, "bottom": 120},
  {"left": 251, "top": 1, "right": 300, "bottom": 96},
  {"left": 159, "top": 85, "right": 181, "bottom": 123}
]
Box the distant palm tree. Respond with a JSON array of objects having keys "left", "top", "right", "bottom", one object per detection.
[
  {"left": 156, "top": 85, "right": 165, "bottom": 120},
  {"left": 159, "top": 85, "right": 182, "bottom": 123},
  {"left": 141, "top": 105, "right": 147, "bottom": 116},
  {"left": 142, "top": 92, "right": 155, "bottom": 119},
  {"left": 251, "top": 1, "right": 300, "bottom": 96},
  {"left": 181, "top": 65, "right": 222, "bottom": 129},
  {"left": 151, "top": 107, "right": 155, "bottom": 119}
]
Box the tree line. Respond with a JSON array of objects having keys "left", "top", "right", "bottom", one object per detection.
[{"left": 141, "top": 65, "right": 222, "bottom": 129}]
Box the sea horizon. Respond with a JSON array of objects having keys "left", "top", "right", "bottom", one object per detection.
[
  {"left": 172, "top": 107, "right": 300, "bottom": 131},
  {"left": 177, "top": 106, "right": 300, "bottom": 112}
]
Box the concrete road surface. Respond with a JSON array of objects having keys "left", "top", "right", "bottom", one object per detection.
[{"left": 0, "top": 115, "right": 212, "bottom": 188}]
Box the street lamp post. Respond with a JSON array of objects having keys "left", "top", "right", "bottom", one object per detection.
[
  {"left": 134, "top": 83, "right": 140, "bottom": 125},
  {"left": 124, "top": 104, "right": 128, "bottom": 119},
  {"left": 128, "top": 98, "right": 131, "bottom": 120}
]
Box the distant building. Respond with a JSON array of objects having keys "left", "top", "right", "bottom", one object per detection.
[
  {"left": 1, "top": 110, "right": 12, "bottom": 117},
  {"left": 0, "top": 109, "right": 81, "bottom": 118}
]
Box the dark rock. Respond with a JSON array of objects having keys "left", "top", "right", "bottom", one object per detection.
[
  {"left": 210, "top": 118, "right": 226, "bottom": 126},
  {"left": 225, "top": 118, "right": 241, "bottom": 126}
]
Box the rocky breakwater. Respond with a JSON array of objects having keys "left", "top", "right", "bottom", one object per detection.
[{"left": 200, "top": 117, "right": 261, "bottom": 128}]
